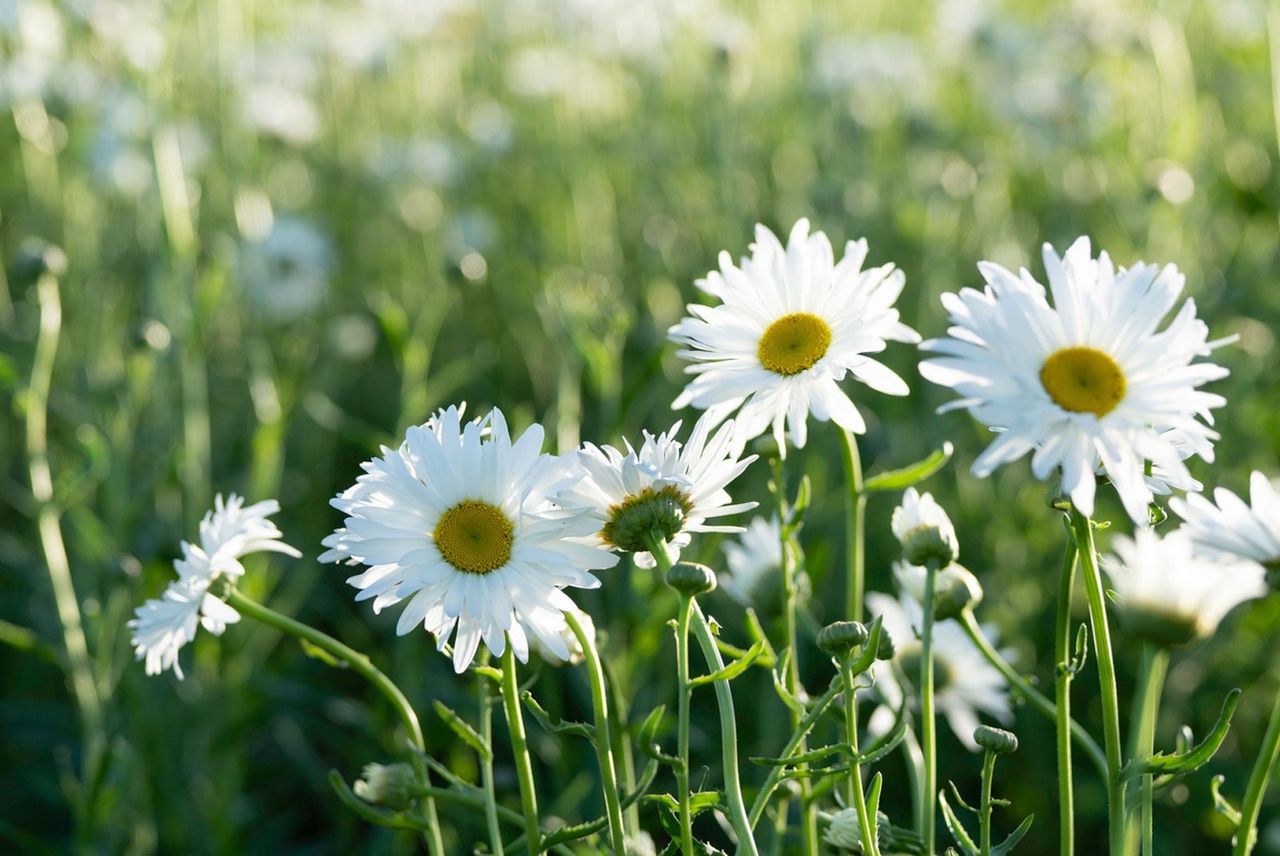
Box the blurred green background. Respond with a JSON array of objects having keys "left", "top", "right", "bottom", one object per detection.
[{"left": 3, "top": 0, "right": 1279, "bottom": 852}]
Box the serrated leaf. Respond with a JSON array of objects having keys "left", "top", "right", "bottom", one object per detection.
[
  {"left": 299, "top": 638, "right": 346, "bottom": 668},
  {"left": 432, "top": 701, "right": 491, "bottom": 762},
  {"left": 991, "top": 814, "right": 1035, "bottom": 856},
  {"left": 1123, "top": 689, "right": 1240, "bottom": 780},
  {"left": 864, "top": 442, "right": 954, "bottom": 492},
  {"left": 939, "top": 788, "right": 978, "bottom": 855},
  {"left": 521, "top": 691, "right": 594, "bottom": 740},
  {"left": 691, "top": 638, "right": 766, "bottom": 686}
]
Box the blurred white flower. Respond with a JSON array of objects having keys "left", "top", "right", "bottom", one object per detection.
[
  {"left": 920, "top": 237, "right": 1231, "bottom": 523},
  {"left": 556, "top": 415, "right": 757, "bottom": 569},
  {"left": 824, "top": 807, "right": 862, "bottom": 851},
  {"left": 240, "top": 216, "right": 334, "bottom": 321},
  {"left": 1171, "top": 472, "right": 1280, "bottom": 568},
  {"left": 321, "top": 405, "right": 618, "bottom": 673},
  {"left": 129, "top": 495, "right": 299, "bottom": 678},
  {"left": 720, "top": 515, "right": 782, "bottom": 605},
  {"left": 669, "top": 219, "right": 919, "bottom": 456}
]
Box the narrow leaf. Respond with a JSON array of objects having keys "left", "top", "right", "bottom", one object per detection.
[
  {"left": 1122, "top": 689, "right": 1240, "bottom": 780},
  {"left": 939, "top": 788, "right": 978, "bottom": 855},
  {"left": 691, "top": 638, "right": 766, "bottom": 686},
  {"left": 299, "top": 638, "right": 345, "bottom": 668},
  {"left": 520, "top": 691, "right": 595, "bottom": 740},
  {"left": 864, "top": 442, "right": 954, "bottom": 492},
  {"left": 991, "top": 814, "right": 1035, "bottom": 856},
  {"left": 1210, "top": 774, "right": 1243, "bottom": 826},
  {"left": 432, "top": 701, "right": 492, "bottom": 762}
]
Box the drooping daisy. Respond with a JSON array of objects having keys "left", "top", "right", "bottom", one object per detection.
[
  {"left": 865, "top": 592, "right": 1011, "bottom": 750},
  {"left": 919, "top": 237, "right": 1230, "bottom": 523},
  {"left": 321, "top": 405, "right": 618, "bottom": 673},
  {"left": 555, "top": 414, "right": 757, "bottom": 568},
  {"left": 891, "top": 488, "right": 959, "bottom": 568},
  {"left": 129, "top": 495, "right": 300, "bottom": 678},
  {"left": 720, "top": 515, "right": 783, "bottom": 605},
  {"left": 1171, "top": 471, "right": 1280, "bottom": 572},
  {"left": 668, "top": 219, "right": 919, "bottom": 455},
  {"left": 1102, "top": 528, "right": 1265, "bottom": 647}
]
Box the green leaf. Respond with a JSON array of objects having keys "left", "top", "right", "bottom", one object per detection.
[
  {"left": 1210, "top": 774, "right": 1242, "bottom": 826},
  {"left": 1122, "top": 689, "right": 1240, "bottom": 780},
  {"left": 771, "top": 649, "right": 805, "bottom": 715},
  {"left": 689, "top": 791, "right": 723, "bottom": 815},
  {"left": 864, "top": 442, "right": 954, "bottom": 492},
  {"left": 858, "top": 699, "right": 908, "bottom": 767},
  {"left": 750, "top": 743, "right": 852, "bottom": 767},
  {"left": 939, "top": 788, "right": 978, "bottom": 855},
  {"left": 690, "top": 638, "right": 766, "bottom": 686},
  {"left": 520, "top": 691, "right": 595, "bottom": 740},
  {"left": 791, "top": 474, "right": 812, "bottom": 518},
  {"left": 299, "top": 638, "right": 346, "bottom": 668},
  {"left": 432, "top": 701, "right": 492, "bottom": 762},
  {"left": 866, "top": 771, "right": 883, "bottom": 822},
  {"left": 991, "top": 814, "right": 1035, "bottom": 856}
]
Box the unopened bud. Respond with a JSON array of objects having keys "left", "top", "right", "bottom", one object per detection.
[
  {"left": 823, "top": 807, "right": 862, "bottom": 851},
  {"left": 894, "top": 562, "right": 983, "bottom": 621},
  {"left": 665, "top": 562, "right": 716, "bottom": 596},
  {"left": 875, "top": 627, "right": 897, "bottom": 661},
  {"left": 353, "top": 762, "right": 415, "bottom": 811},
  {"left": 973, "top": 725, "right": 1018, "bottom": 755},
  {"left": 817, "top": 621, "right": 867, "bottom": 657}
]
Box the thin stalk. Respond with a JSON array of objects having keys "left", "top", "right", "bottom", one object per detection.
[
  {"left": 676, "top": 593, "right": 696, "bottom": 855},
  {"left": 501, "top": 644, "right": 541, "bottom": 856},
  {"left": 1235, "top": 686, "right": 1280, "bottom": 856},
  {"left": 956, "top": 611, "right": 1106, "bottom": 779},
  {"left": 222, "top": 588, "right": 444, "bottom": 856},
  {"left": 748, "top": 677, "right": 842, "bottom": 828},
  {"left": 840, "top": 658, "right": 879, "bottom": 856},
  {"left": 1128, "top": 646, "right": 1168, "bottom": 856},
  {"left": 902, "top": 723, "right": 925, "bottom": 831},
  {"left": 837, "top": 429, "right": 867, "bottom": 623},
  {"left": 478, "top": 656, "right": 505, "bottom": 856},
  {"left": 1055, "top": 541, "right": 1080, "bottom": 856},
  {"left": 1070, "top": 508, "right": 1126, "bottom": 855},
  {"left": 979, "top": 750, "right": 997, "bottom": 856},
  {"left": 919, "top": 561, "right": 939, "bottom": 854},
  {"left": 565, "top": 610, "right": 627, "bottom": 854}
]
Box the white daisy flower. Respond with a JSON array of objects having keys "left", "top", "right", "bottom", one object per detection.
[
  {"left": 919, "top": 237, "right": 1230, "bottom": 523},
  {"left": 129, "top": 495, "right": 299, "bottom": 678},
  {"left": 1171, "top": 471, "right": 1280, "bottom": 569},
  {"left": 720, "top": 515, "right": 783, "bottom": 605},
  {"left": 555, "top": 414, "right": 757, "bottom": 569},
  {"left": 891, "top": 488, "right": 959, "bottom": 568},
  {"left": 668, "top": 219, "right": 920, "bottom": 455},
  {"left": 865, "top": 592, "right": 1011, "bottom": 750},
  {"left": 320, "top": 405, "right": 619, "bottom": 673},
  {"left": 1102, "top": 528, "right": 1265, "bottom": 647}
]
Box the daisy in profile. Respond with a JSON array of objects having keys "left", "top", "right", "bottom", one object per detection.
[
  {"left": 557, "top": 415, "right": 757, "bottom": 568},
  {"left": 668, "top": 219, "right": 919, "bottom": 455},
  {"left": 865, "top": 592, "right": 1011, "bottom": 749},
  {"left": 1171, "top": 472, "right": 1280, "bottom": 574},
  {"left": 720, "top": 515, "right": 783, "bottom": 605},
  {"left": 321, "top": 405, "right": 618, "bottom": 673},
  {"left": 130, "top": 495, "right": 300, "bottom": 678},
  {"left": 1102, "top": 528, "right": 1265, "bottom": 647},
  {"left": 919, "top": 237, "right": 1230, "bottom": 523}
]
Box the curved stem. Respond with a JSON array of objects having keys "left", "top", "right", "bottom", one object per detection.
[
  {"left": 1235, "top": 686, "right": 1280, "bottom": 855},
  {"left": 565, "top": 610, "right": 627, "bottom": 855},
  {"left": 500, "top": 644, "right": 541, "bottom": 856},
  {"left": 841, "top": 659, "right": 879, "bottom": 855},
  {"left": 676, "top": 595, "right": 696, "bottom": 855},
  {"left": 1055, "top": 541, "right": 1080, "bottom": 856},
  {"left": 478, "top": 655, "right": 505, "bottom": 856},
  {"left": 919, "top": 561, "right": 938, "bottom": 855},
  {"left": 1128, "top": 646, "right": 1168, "bottom": 856},
  {"left": 1070, "top": 508, "right": 1126, "bottom": 855},
  {"left": 979, "top": 750, "right": 997, "bottom": 856},
  {"left": 957, "top": 611, "right": 1106, "bottom": 779},
  {"left": 748, "top": 678, "right": 842, "bottom": 828},
  {"left": 837, "top": 429, "right": 866, "bottom": 624},
  {"left": 223, "top": 588, "right": 444, "bottom": 855}
]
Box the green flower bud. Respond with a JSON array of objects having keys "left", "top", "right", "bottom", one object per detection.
[
  {"left": 665, "top": 562, "right": 717, "bottom": 596},
  {"left": 973, "top": 725, "right": 1019, "bottom": 755},
  {"left": 932, "top": 564, "right": 984, "bottom": 621},
  {"left": 353, "top": 762, "right": 415, "bottom": 811},
  {"left": 817, "top": 620, "right": 868, "bottom": 657},
  {"left": 875, "top": 627, "right": 897, "bottom": 661},
  {"left": 901, "top": 524, "right": 959, "bottom": 569},
  {"left": 601, "top": 484, "right": 693, "bottom": 553}
]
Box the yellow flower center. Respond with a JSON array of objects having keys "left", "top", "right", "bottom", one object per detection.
[
  {"left": 433, "top": 501, "right": 514, "bottom": 575},
  {"left": 758, "top": 313, "right": 833, "bottom": 376},
  {"left": 1039, "top": 347, "right": 1126, "bottom": 417}
]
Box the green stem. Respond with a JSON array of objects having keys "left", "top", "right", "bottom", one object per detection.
[
  {"left": 478, "top": 655, "right": 505, "bottom": 856},
  {"left": 919, "top": 561, "right": 939, "bottom": 854},
  {"left": 979, "top": 750, "right": 997, "bottom": 856},
  {"left": 676, "top": 594, "right": 696, "bottom": 855},
  {"left": 565, "top": 610, "right": 627, "bottom": 855},
  {"left": 957, "top": 611, "right": 1106, "bottom": 779},
  {"left": 222, "top": 588, "right": 444, "bottom": 856},
  {"left": 748, "top": 678, "right": 842, "bottom": 828},
  {"left": 1055, "top": 540, "right": 1080, "bottom": 856},
  {"left": 902, "top": 722, "right": 925, "bottom": 831},
  {"left": 1128, "top": 646, "right": 1168, "bottom": 856},
  {"left": 1070, "top": 508, "right": 1126, "bottom": 855},
  {"left": 841, "top": 659, "right": 879, "bottom": 856},
  {"left": 501, "top": 644, "right": 541, "bottom": 856},
  {"left": 1235, "top": 686, "right": 1280, "bottom": 855},
  {"left": 837, "top": 429, "right": 866, "bottom": 623}
]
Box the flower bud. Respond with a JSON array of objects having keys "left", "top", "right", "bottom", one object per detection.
[
  {"left": 892, "top": 489, "right": 959, "bottom": 568},
  {"left": 894, "top": 562, "right": 983, "bottom": 620},
  {"left": 875, "top": 627, "right": 897, "bottom": 661},
  {"left": 823, "top": 807, "right": 862, "bottom": 851},
  {"left": 665, "top": 562, "right": 717, "bottom": 596},
  {"left": 817, "top": 620, "right": 867, "bottom": 657},
  {"left": 602, "top": 484, "right": 692, "bottom": 554},
  {"left": 353, "top": 762, "right": 415, "bottom": 811},
  {"left": 973, "top": 725, "right": 1018, "bottom": 755}
]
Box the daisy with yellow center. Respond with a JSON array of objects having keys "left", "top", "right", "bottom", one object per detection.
[
  {"left": 668, "top": 219, "right": 919, "bottom": 455},
  {"left": 919, "top": 237, "right": 1231, "bottom": 522},
  {"left": 320, "top": 405, "right": 618, "bottom": 673}
]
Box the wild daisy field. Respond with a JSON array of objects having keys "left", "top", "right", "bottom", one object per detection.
[{"left": 4, "top": 1, "right": 1280, "bottom": 854}]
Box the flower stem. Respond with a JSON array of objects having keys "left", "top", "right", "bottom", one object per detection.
[
  {"left": 675, "top": 594, "right": 696, "bottom": 855},
  {"left": 500, "top": 644, "right": 541, "bottom": 856},
  {"left": 747, "top": 677, "right": 843, "bottom": 829},
  {"left": 1056, "top": 540, "right": 1080, "bottom": 856},
  {"left": 478, "top": 654, "right": 505, "bottom": 856},
  {"left": 840, "top": 657, "right": 879, "bottom": 856},
  {"left": 1128, "top": 645, "right": 1168, "bottom": 856},
  {"left": 222, "top": 588, "right": 444, "bottom": 856},
  {"left": 919, "top": 560, "right": 939, "bottom": 854},
  {"left": 1234, "top": 685, "right": 1280, "bottom": 855},
  {"left": 837, "top": 429, "right": 866, "bottom": 624},
  {"left": 956, "top": 610, "right": 1106, "bottom": 779},
  {"left": 1069, "top": 508, "right": 1126, "bottom": 855},
  {"left": 979, "top": 749, "right": 998, "bottom": 856},
  {"left": 565, "top": 610, "right": 628, "bottom": 855}
]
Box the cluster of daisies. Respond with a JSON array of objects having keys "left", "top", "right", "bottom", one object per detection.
[{"left": 131, "top": 219, "right": 1280, "bottom": 751}]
